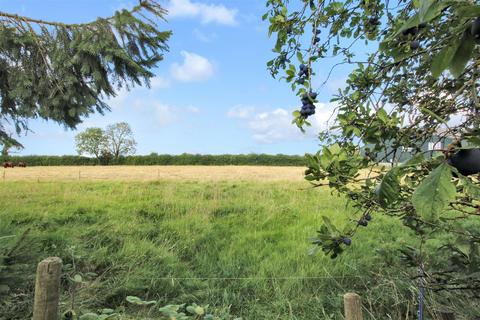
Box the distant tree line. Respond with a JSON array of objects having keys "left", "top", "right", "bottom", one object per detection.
[{"left": 1, "top": 153, "right": 307, "bottom": 166}]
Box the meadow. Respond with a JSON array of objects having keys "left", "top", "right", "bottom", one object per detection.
[{"left": 0, "top": 166, "right": 453, "bottom": 319}]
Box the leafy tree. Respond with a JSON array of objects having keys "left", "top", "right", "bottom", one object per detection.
[
  {"left": 0, "top": 1, "right": 171, "bottom": 148},
  {"left": 103, "top": 122, "right": 137, "bottom": 160},
  {"left": 75, "top": 127, "right": 105, "bottom": 161},
  {"left": 265, "top": 0, "right": 480, "bottom": 309}
]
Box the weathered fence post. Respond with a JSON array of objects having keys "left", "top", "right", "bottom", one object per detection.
[
  {"left": 33, "top": 257, "right": 63, "bottom": 320},
  {"left": 344, "top": 292, "right": 363, "bottom": 320}
]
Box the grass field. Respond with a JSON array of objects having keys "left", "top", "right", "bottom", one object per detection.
[{"left": 0, "top": 166, "right": 461, "bottom": 319}]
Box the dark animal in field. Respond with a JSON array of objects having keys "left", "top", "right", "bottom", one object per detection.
[
  {"left": 17, "top": 162, "right": 27, "bottom": 168},
  {"left": 448, "top": 148, "right": 480, "bottom": 176},
  {"left": 3, "top": 161, "right": 14, "bottom": 168}
]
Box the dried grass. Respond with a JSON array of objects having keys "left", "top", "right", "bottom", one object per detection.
[{"left": 0, "top": 165, "right": 308, "bottom": 182}]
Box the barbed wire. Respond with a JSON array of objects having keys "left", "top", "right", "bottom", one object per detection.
[{"left": 101, "top": 275, "right": 414, "bottom": 281}]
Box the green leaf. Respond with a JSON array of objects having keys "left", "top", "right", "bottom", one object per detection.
[
  {"left": 394, "top": 14, "right": 420, "bottom": 37},
  {"left": 377, "top": 108, "right": 389, "bottom": 123},
  {"left": 412, "top": 163, "right": 456, "bottom": 220},
  {"left": 419, "top": 0, "right": 435, "bottom": 18},
  {"left": 126, "top": 296, "right": 157, "bottom": 306},
  {"left": 375, "top": 154, "right": 424, "bottom": 207},
  {"left": 419, "top": 106, "right": 447, "bottom": 124},
  {"left": 186, "top": 305, "right": 205, "bottom": 315},
  {"left": 100, "top": 309, "right": 115, "bottom": 315},
  {"left": 322, "top": 216, "right": 340, "bottom": 235},
  {"left": 449, "top": 32, "right": 475, "bottom": 78},
  {"left": 403, "top": 153, "right": 425, "bottom": 166},
  {"left": 431, "top": 30, "right": 475, "bottom": 79},
  {"left": 460, "top": 175, "right": 480, "bottom": 200},
  {"left": 126, "top": 296, "right": 142, "bottom": 304},
  {"left": 376, "top": 167, "right": 401, "bottom": 207},
  {"left": 296, "top": 51, "right": 304, "bottom": 64},
  {"left": 73, "top": 274, "right": 83, "bottom": 283},
  {"left": 194, "top": 306, "right": 205, "bottom": 315},
  {"left": 159, "top": 304, "right": 183, "bottom": 313},
  {"left": 465, "top": 135, "right": 480, "bottom": 146},
  {"left": 79, "top": 313, "right": 99, "bottom": 320},
  {"left": 454, "top": 4, "right": 480, "bottom": 18},
  {"left": 421, "top": 1, "right": 452, "bottom": 23},
  {"left": 431, "top": 44, "right": 457, "bottom": 78}
]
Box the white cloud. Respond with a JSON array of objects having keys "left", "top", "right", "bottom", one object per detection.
[
  {"left": 326, "top": 77, "right": 347, "bottom": 93},
  {"left": 167, "top": 0, "right": 238, "bottom": 26},
  {"left": 152, "top": 102, "right": 177, "bottom": 126},
  {"left": 248, "top": 108, "right": 295, "bottom": 143},
  {"left": 105, "top": 87, "right": 129, "bottom": 109},
  {"left": 192, "top": 28, "right": 218, "bottom": 42},
  {"left": 170, "top": 51, "right": 214, "bottom": 82},
  {"left": 187, "top": 106, "right": 200, "bottom": 113},
  {"left": 309, "top": 102, "right": 338, "bottom": 132},
  {"left": 150, "top": 76, "right": 170, "bottom": 89},
  {"left": 105, "top": 76, "right": 169, "bottom": 110},
  {"left": 227, "top": 105, "right": 254, "bottom": 119},
  {"left": 133, "top": 99, "right": 200, "bottom": 126},
  {"left": 229, "top": 103, "right": 337, "bottom": 144}
]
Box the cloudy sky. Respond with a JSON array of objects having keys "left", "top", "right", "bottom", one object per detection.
[{"left": 3, "top": 0, "right": 353, "bottom": 155}]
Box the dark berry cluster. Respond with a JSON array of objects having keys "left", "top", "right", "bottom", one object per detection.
[
  {"left": 313, "top": 28, "right": 320, "bottom": 44},
  {"left": 342, "top": 237, "right": 352, "bottom": 246},
  {"left": 401, "top": 22, "right": 428, "bottom": 50},
  {"left": 297, "top": 64, "right": 309, "bottom": 84},
  {"left": 358, "top": 213, "right": 372, "bottom": 227},
  {"left": 300, "top": 91, "right": 317, "bottom": 118}
]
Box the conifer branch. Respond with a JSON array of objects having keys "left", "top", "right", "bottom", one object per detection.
[
  {"left": 0, "top": 0, "right": 171, "bottom": 147},
  {"left": 0, "top": 0, "right": 164, "bottom": 30}
]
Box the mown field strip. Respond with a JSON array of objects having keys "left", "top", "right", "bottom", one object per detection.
[{"left": 0, "top": 165, "right": 308, "bottom": 182}]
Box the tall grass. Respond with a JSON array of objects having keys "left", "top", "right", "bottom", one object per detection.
[{"left": 0, "top": 180, "right": 455, "bottom": 319}]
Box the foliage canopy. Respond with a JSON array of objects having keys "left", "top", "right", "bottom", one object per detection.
[
  {"left": 75, "top": 127, "right": 105, "bottom": 160},
  {"left": 265, "top": 0, "right": 480, "bottom": 298},
  {"left": 0, "top": 0, "right": 171, "bottom": 148},
  {"left": 103, "top": 122, "right": 137, "bottom": 159}
]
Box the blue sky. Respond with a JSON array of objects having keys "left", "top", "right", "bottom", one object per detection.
[{"left": 3, "top": 0, "right": 353, "bottom": 156}]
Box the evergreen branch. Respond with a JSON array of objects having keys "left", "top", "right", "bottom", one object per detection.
[
  {"left": 5, "top": 228, "right": 30, "bottom": 258},
  {"left": 0, "top": 0, "right": 170, "bottom": 148},
  {"left": 0, "top": 0, "right": 164, "bottom": 30}
]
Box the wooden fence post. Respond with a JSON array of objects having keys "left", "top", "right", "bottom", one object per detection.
[
  {"left": 33, "top": 257, "right": 63, "bottom": 320},
  {"left": 344, "top": 292, "right": 363, "bottom": 320}
]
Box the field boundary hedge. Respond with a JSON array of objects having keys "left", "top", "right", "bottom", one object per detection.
[{"left": 2, "top": 153, "right": 306, "bottom": 166}]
